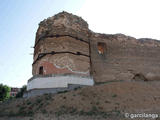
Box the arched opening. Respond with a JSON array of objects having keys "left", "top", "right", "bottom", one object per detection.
[
  {"left": 39, "top": 66, "right": 43, "bottom": 75},
  {"left": 97, "top": 42, "right": 107, "bottom": 55}
]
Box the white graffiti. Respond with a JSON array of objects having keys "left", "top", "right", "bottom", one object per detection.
[
  {"left": 54, "top": 63, "right": 89, "bottom": 74},
  {"left": 53, "top": 56, "right": 89, "bottom": 74}
]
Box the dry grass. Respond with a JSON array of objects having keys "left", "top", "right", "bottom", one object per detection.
[{"left": 1, "top": 81, "right": 160, "bottom": 119}]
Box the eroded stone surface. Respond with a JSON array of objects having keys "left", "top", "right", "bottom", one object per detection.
[
  {"left": 33, "top": 12, "right": 91, "bottom": 76},
  {"left": 32, "top": 11, "right": 160, "bottom": 83}
]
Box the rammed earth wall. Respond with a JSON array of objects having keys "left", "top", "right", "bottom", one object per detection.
[
  {"left": 27, "top": 11, "right": 160, "bottom": 97},
  {"left": 90, "top": 34, "right": 160, "bottom": 83}
]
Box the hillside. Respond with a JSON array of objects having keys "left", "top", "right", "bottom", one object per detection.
[{"left": 1, "top": 81, "right": 160, "bottom": 120}]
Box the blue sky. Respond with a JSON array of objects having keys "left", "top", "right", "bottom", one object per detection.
[
  {"left": 0, "top": 0, "right": 85, "bottom": 87},
  {"left": 0, "top": 0, "right": 160, "bottom": 87}
]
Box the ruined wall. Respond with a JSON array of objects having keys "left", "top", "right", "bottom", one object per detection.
[
  {"left": 32, "top": 12, "right": 91, "bottom": 76},
  {"left": 32, "top": 11, "right": 160, "bottom": 84},
  {"left": 90, "top": 33, "right": 160, "bottom": 83}
]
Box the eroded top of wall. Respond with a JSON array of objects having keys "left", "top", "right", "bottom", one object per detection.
[
  {"left": 35, "top": 11, "right": 90, "bottom": 45},
  {"left": 91, "top": 33, "right": 160, "bottom": 47},
  {"left": 40, "top": 11, "right": 88, "bottom": 30},
  {"left": 35, "top": 11, "right": 160, "bottom": 48}
]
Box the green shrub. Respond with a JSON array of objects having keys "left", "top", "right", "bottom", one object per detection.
[
  {"left": 16, "top": 85, "right": 27, "bottom": 98},
  {"left": 57, "top": 90, "right": 68, "bottom": 94},
  {"left": 112, "top": 94, "right": 117, "bottom": 98},
  {"left": 41, "top": 109, "right": 47, "bottom": 114},
  {"left": 0, "top": 84, "right": 10, "bottom": 101},
  {"left": 96, "top": 102, "right": 100, "bottom": 105},
  {"left": 26, "top": 101, "right": 31, "bottom": 105},
  {"left": 44, "top": 93, "right": 52, "bottom": 100}
]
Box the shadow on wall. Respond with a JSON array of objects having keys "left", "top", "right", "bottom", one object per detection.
[
  {"left": 132, "top": 73, "right": 148, "bottom": 81},
  {"left": 132, "top": 73, "right": 160, "bottom": 82}
]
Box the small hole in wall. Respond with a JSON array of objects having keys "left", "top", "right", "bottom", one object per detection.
[
  {"left": 77, "top": 52, "right": 81, "bottom": 55},
  {"left": 97, "top": 42, "right": 107, "bottom": 55},
  {"left": 39, "top": 66, "right": 43, "bottom": 75}
]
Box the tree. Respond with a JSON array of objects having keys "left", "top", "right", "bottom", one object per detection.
[
  {"left": 16, "top": 85, "right": 27, "bottom": 98},
  {"left": 0, "top": 84, "right": 10, "bottom": 101}
]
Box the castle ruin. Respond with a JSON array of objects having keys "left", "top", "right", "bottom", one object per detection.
[{"left": 26, "top": 11, "right": 160, "bottom": 97}]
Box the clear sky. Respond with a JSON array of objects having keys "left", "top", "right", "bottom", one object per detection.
[{"left": 0, "top": 0, "right": 160, "bottom": 87}]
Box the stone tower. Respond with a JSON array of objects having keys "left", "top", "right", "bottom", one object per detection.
[{"left": 27, "top": 12, "right": 94, "bottom": 97}]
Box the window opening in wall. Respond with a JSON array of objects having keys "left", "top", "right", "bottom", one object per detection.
[
  {"left": 39, "top": 66, "right": 43, "bottom": 75},
  {"left": 97, "top": 42, "right": 107, "bottom": 55}
]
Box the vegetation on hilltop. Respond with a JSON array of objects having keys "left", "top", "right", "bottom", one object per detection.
[{"left": 0, "top": 84, "right": 10, "bottom": 102}]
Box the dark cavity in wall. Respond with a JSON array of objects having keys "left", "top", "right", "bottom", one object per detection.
[
  {"left": 39, "top": 66, "right": 43, "bottom": 75},
  {"left": 132, "top": 73, "right": 148, "bottom": 81},
  {"left": 97, "top": 42, "right": 107, "bottom": 58}
]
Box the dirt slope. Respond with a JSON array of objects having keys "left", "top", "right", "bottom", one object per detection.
[{"left": 1, "top": 81, "right": 160, "bottom": 120}]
